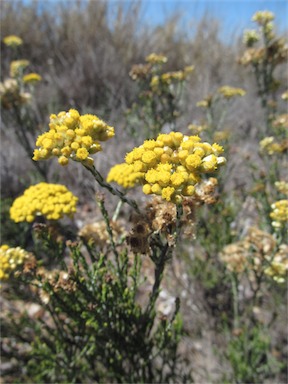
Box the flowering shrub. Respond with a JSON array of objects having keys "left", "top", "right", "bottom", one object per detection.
[
  {"left": 1, "top": 9, "right": 287, "bottom": 384},
  {"left": 126, "top": 53, "right": 194, "bottom": 140}
]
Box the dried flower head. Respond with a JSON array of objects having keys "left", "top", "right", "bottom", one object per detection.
[
  {"left": 0, "top": 244, "right": 33, "bottom": 281},
  {"left": 10, "top": 183, "right": 78, "bottom": 223},
  {"left": 126, "top": 219, "right": 151, "bottom": 254},
  {"left": 33, "top": 109, "right": 114, "bottom": 166},
  {"left": 220, "top": 242, "right": 249, "bottom": 273},
  {"left": 272, "top": 114, "right": 288, "bottom": 130},
  {"left": 124, "top": 132, "right": 226, "bottom": 203},
  {"left": 245, "top": 227, "right": 276, "bottom": 256},
  {"left": 79, "top": 220, "right": 125, "bottom": 248},
  {"left": 220, "top": 227, "right": 287, "bottom": 283},
  {"left": 35, "top": 268, "right": 77, "bottom": 303},
  {"left": 145, "top": 195, "right": 197, "bottom": 241},
  {"left": 0, "top": 78, "right": 31, "bottom": 109},
  {"left": 129, "top": 63, "right": 151, "bottom": 80}
]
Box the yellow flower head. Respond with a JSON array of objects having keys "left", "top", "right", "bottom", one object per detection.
[
  {"left": 281, "top": 91, "right": 288, "bottom": 100},
  {"left": 252, "top": 10, "right": 274, "bottom": 26},
  {"left": 196, "top": 95, "right": 213, "bottom": 108},
  {"left": 106, "top": 163, "right": 144, "bottom": 189},
  {"left": 264, "top": 244, "right": 288, "bottom": 284},
  {"left": 3, "top": 35, "right": 23, "bottom": 47},
  {"left": 259, "top": 136, "right": 287, "bottom": 155},
  {"left": 0, "top": 245, "right": 31, "bottom": 281},
  {"left": 10, "top": 60, "right": 30, "bottom": 78},
  {"left": 243, "top": 30, "right": 260, "bottom": 47},
  {"left": 145, "top": 53, "right": 168, "bottom": 65},
  {"left": 22, "top": 73, "right": 42, "bottom": 84},
  {"left": 10, "top": 183, "right": 78, "bottom": 223},
  {"left": 275, "top": 181, "right": 288, "bottom": 196},
  {"left": 33, "top": 109, "right": 114, "bottom": 166},
  {"left": 270, "top": 200, "right": 288, "bottom": 228},
  {"left": 217, "top": 86, "right": 246, "bottom": 99},
  {"left": 124, "top": 132, "right": 226, "bottom": 202}
]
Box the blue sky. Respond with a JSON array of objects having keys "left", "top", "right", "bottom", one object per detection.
[
  {"left": 20, "top": 0, "right": 288, "bottom": 41},
  {"left": 143, "top": 0, "right": 287, "bottom": 38},
  {"left": 109, "top": 0, "right": 288, "bottom": 41}
]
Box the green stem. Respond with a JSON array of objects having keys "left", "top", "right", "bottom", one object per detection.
[
  {"left": 231, "top": 273, "right": 239, "bottom": 329},
  {"left": 84, "top": 164, "right": 140, "bottom": 214},
  {"left": 96, "top": 196, "right": 120, "bottom": 272},
  {"left": 112, "top": 200, "right": 123, "bottom": 221}
]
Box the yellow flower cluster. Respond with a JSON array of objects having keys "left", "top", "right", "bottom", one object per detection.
[
  {"left": 187, "top": 123, "right": 207, "bottom": 135},
  {"left": 252, "top": 10, "right": 274, "bottom": 25},
  {"left": 217, "top": 86, "right": 246, "bottom": 99},
  {"left": 264, "top": 244, "right": 288, "bottom": 284},
  {"left": 124, "top": 132, "right": 226, "bottom": 202},
  {"left": 213, "top": 130, "right": 231, "bottom": 142},
  {"left": 106, "top": 163, "right": 143, "bottom": 189},
  {"left": 145, "top": 53, "right": 168, "bottom": 64},
  {"left": 243, "top": 30, "right": 260, "bottom": 47},
  {"left": 259, "top": 136, "right": 287, "bottom": 155},
  {"left": 196, "top": 98, "right": 211, "bottom": 108},
  {"left": 33, "top": 109, "right": 114, "bottom": 166},
  {"left": 0, "top": 244, "right": 31, "bottom": 281},
  {"left": 10, "top": 183, "right": 78, "bottom": 223},
  {"left": 10, "top": 60, "right": 30, "bottom": 78},
  {"left": 150, "top": 66, "right": 194, "bottom": 90},
  {"left": 22, "top": 73, "right": 42, "bottom": 84},
  {"left": 270, "top": 200, "right": 288, "bottom": 228},
  {"left": 3, "top": 35, "right": 23, "bottom": 47},
  {"left": 0, "top": 78, "right": 31, "bottom": 109},
  {"left": 275, "top": 181, "right": 288, "bottom": 196},
  {"left": 282, "top": 91, "right": 288, "bottom": 100}
]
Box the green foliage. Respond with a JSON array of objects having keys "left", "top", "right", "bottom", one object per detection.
[
  {"left": 5, "top": 240, "right": 190, "bottom": 383},
  {"left": 224, "top": 325, "right": 282, "bottom": 383},
  {"left": 0, "top": 198, "right": 31, "bottom": 248}
]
